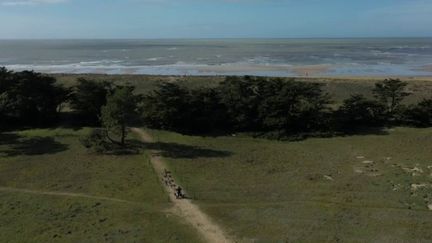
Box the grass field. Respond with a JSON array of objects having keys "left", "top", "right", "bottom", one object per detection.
[
  {"left": 147, "top": 127, "right": 432, "bottom": 242},
  {"left": 0, "top": 128, "right": 202, "bottom": 242}
]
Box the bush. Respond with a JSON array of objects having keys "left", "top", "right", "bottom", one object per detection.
[
  {"left": 80, "top": 128, "right": 141, "bottom": 155},
  {"left": 336, "top": 94, "right": 386, "bottom": 130},
  {"left": 79, "top": 128, "right": 111, "bottom": 153},
  {"left": 404, "top": 99, "right": 432, "bottom": 127}
]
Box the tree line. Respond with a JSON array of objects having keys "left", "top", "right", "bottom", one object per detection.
[
  {"left": 143, "top": 76, "right": 432, "bottom": 138},
  {"left": 1, "top": 67, "right": 432, "bottom": 144},
  {"left": 0, "top": 68, "right": 69, "bottom": 126}
]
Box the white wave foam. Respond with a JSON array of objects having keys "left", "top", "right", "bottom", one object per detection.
[
  {"left": 146, "top": 57, "right": 162, "bottom": 61},
  {"left": 4, "top": 61, "right": 432, "bottom": 77},
  {"left": 79, "top": 60, "right": 124, "bottom": 66}
]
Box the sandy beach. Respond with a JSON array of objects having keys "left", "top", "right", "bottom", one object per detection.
[
  {"left": 193, "top": 64, "right": 333, "bottom": 77},
  {"left": 290, "top": 64, "right": 332, "bottom": 76}
]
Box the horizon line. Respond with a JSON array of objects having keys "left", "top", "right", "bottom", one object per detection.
[{"left": 1, "top": 36, "right": 432, "bottom": 41}]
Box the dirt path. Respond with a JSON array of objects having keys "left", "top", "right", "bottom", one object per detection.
[
  {"left": 131, "top": 128, "right": 233, "bottom": 243},
  {"left": 0, "top": 186, "right": 137, "bottom": 204}
]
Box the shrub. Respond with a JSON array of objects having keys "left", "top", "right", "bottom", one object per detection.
[
  {"left": 79, "top": 128, "right": 111, "bottom": 153},
  {"left": 404, "top": 99, "right": 432, "bottom": 127},
  {"left": 335, "top": 94, "right": 386, "bottom": 130}
]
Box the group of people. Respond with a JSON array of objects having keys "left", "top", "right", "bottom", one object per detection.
[{"left": 163, "top": 169, "right": 185, "bottom": 199}]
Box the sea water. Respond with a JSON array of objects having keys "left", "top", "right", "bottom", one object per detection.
[{"left": 1, "top": 38, "right": 431, "bottom": 76}]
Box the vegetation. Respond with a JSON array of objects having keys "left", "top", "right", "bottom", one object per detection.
[
  {"left": 1, "top": 67, "right": 432, "bottom": 137},
  {"left": 70, "top": 78, "right": 112, "bottom": 124},
  {"left": 0, "top": 68, "right": 69, "bottom": 127},
  {"left": 2, "top": 67, "right": 432, "bottom": 242},
  {"left": 0, "top": 128, "right": 202, "bottom": 242},
  {"left": 335, "top": 94, "right": 386, "bottom": 130},
  {"left": 142, "top": 75, "right": 431, "bottom": 138},
  {"left": 373, "top": 78, "right": 411, "bottom": 120},
  {"left": 101, "top": 86, "right": 141, "bottom": 145},
  {"left": 79, "top": 128, "right": 112, "bottom": 153},
  {"left": 148, "top": 127, "right": 432, "bottom": 242},
  {"left": 405, "top": 98, "right": 432, "bottom": 127},
  {"left": 52, "top": 74, "right": 432, "bottom": 104}
]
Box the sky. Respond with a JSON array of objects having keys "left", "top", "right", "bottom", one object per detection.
[{"left": 0, "top": 0, "right": 431, "bottom": 39}]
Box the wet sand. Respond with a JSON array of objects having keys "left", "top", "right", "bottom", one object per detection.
[
  {"left": 192, "top": 64, "right": 292, "bottom": 73},
  {"left": 195, "top": 64, "right": 332, "bottom": 77},
  {"left": 419, "top": 65, "right": 432, "bottom": 72}
]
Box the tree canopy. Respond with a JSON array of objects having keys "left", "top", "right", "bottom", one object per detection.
[
  {"left": 0, "top": 69, "right": 69, "bottom": 126},
  {"left": 336, "top": 94, "right": 386, "bottom": 130},
  {"left": 101, "top": 86, "right": 140, "bottom": 145},
  {"left": 70, "top": 78, "right": 112, "bottom": 124},
  {"left": 405, "top": 99, "right": 432, "bottom": 127},
  {"left": 373, "top": 79, "right": 410, "bottom": 118}
]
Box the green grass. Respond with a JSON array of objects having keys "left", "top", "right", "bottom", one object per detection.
[
  {"left": 148, "top": 127, "right": 432, "bottom": 242},
  {"left": 1, "top": 125, "right": 432, "bottom": 242},
  {"left": 0, "top": 128, "right": 203, "bottom": 242}
]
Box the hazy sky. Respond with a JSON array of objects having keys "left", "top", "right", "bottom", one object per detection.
[{"left": 0, "top": 0, "right": 431, "bottom": 38}]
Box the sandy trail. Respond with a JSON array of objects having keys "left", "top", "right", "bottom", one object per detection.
[
  {"left": 0, "top": 186, "right": 137, "bottom": 204},
  {"left": 131, "top": 128, "right": 232, "bottom": 243}
]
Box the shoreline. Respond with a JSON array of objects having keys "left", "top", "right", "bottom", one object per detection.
[
  {"left": 48, "top": 72, "right": 432, "bottom": 82},
  {"left": 4, "top": 62, "right": 432, "bottom": 79}
]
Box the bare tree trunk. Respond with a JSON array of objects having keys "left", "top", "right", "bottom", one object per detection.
[
  {"left": 105, "top": 129, "right": 117, "bottom": 144},
  {"left": 121, "top": 124, "right": 126, "bottom": 145}
]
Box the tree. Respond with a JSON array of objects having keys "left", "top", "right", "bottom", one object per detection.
[
  {"left": 336, "top": 94, "right": 386, "bottom": 129},
  {"left": 0, "top": 92, "right": 10, "bottom": 131},
  {"left": 0, "top": 67, "right": 13, "bottom": 126},
  {"left": 0, "top": 69, "right": 69, "bottom": 125},
  {"left": 373, "top": 79, "right": 410, "bottom": 118},
  {"left": 404, "top": 99, "right": 432, "bottom": 127},
  {"left": 218, "top": 76, "right": 266, "bottom": 131},
  {"left": 258, "top": 79, "right": 331, "bottom": 136},
  {"left": 186, "top": 88, "right": 229, "bottom": 134},
  {"left": 142, "top": 82, "right": 191, "bottom": 131},
  {"left": 70, "top": 78, "right": 112, "bottom": 124},
  {"left": 143, "top": 76, "right": 333, "bottom": 137},
  {"left": 142, "top": 82, "right": 229, "bottom": 134},
  {"left": 0, "top": 67, "right": 13, "bottom": 86},
  {"left": 101, "top": 86, "right": 139, "bottom": 145}
]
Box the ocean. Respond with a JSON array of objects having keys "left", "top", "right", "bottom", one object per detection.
[{"left": 1, "top": 38, "right": 432, "bottom": 77}]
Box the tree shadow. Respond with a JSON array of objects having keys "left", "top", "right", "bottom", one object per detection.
[
  {"left": 0, "top": 133, "right": 20, "bottom": 146},
  {"left": 126, "top": 140, "right": 232, "bottom": 159},
  {"left": 0, "top": 133, "right": 68, "bottom": 157},
  {"left": 1, "top": 112, "right": 88, "bottom": 132},
  {"left": 336, "top": 126, "right": 390, "bottom": 137},
  {"left": 252, "top": 126, "right": 390, "bottom": 142},
  {"left": 54, "top": 111, "right": 94, "bottom": 131}
]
